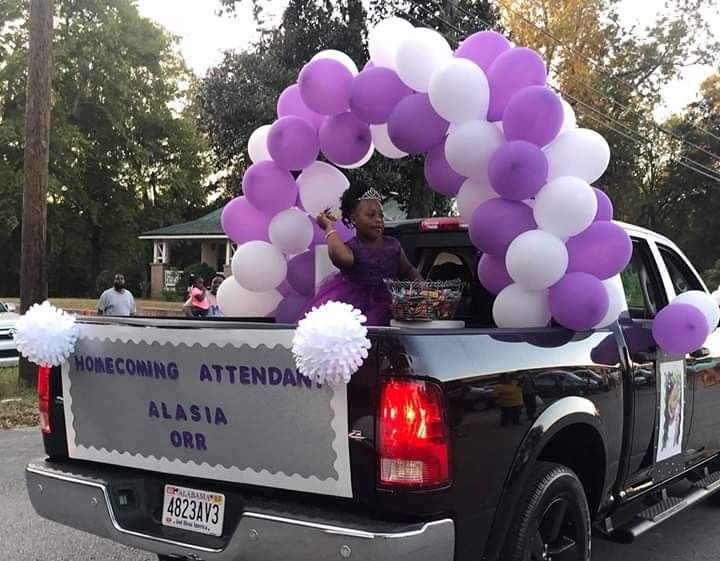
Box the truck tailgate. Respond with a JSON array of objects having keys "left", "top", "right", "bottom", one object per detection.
[{"left": 61, "top": 322, "right": 352, "bottom": 497}]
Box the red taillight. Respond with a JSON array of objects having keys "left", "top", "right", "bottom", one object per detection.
[
  {"left": 420, "top": 217, "right": 465, "bottom": 231},
  {"left": 37, "top": 365, "right": 51, "bottom": 434},
  {"left": 378, "top": 378, "right": 450, "bottom": 488}
]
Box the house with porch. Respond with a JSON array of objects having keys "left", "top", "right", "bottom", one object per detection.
[{"left": 139, "top": 208, "right": 236, "bottom": 298}]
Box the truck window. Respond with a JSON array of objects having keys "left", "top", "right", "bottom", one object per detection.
[
  {"left": 620, "top": 239, "right": 666, "bottom": 320},
  {"left": 657, "top": 244, "right": 704, "bottom": 296}
]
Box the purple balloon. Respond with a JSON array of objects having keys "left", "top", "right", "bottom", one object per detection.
[
  {"left": 593, "top": 187, "right": 613, "bottom": 221},
  {"left": 298, "top": 58, "right": 353, "bottom": 116},
  {"left": 477, "top": 254, "right": 513, "bottom": 295},
  {"left": 277, "top": 279, "right": 293, "bottom": 297},
  {"left": 273, "top": 293, "right": 310, "bottom": 324},
  {"left": 242, "top": 161, "right": 298, "bottom": 216},
  {"left": 221, "top": 196, "right": 270, "bottom": 245},
  {"left": 319, "top": 112, "right": 372, "bottom": 166},
  {"left": 549, "top": 272, "right": 609, "bottom": 331},
  {"left": 387, "top": 93, "right": 450, "bottom": 155},
  {"left": 267, "top": 116, "right": 319, "bottom": 171},
  {"left": 363, "top": 60, "right": 375, "bottom": 71},
  {"left": 277, "top": 84, "right": 325, "bottom": 130},
  {"left": 455, "top": 31, "right": 511, "bottom": 72},
  {"left": 489, "top": 140, "right": 548, "bottom": 201},
  {"left": 424, "top": 139, "right": 465, "bottom": 196},
  {"left": 349, "top": 67, "right": 413, "bottom": 124},
  {"left": 566, "top": 222, "right": 632, "bottom": 280},
  {"left": 469, "top": 199, "right": 536, "bottom": 256},
  {"left": 503, "top": 86, "right": 564, "bottom": 146},
  {"left": 653, "top": 303, "right": 709, "bottom": 355},
  {"left": 487, "top": 48, "right": 547, "bottom": 122},
  {"left": 287, "top": 250, "right": 315, "bottom": 297}
]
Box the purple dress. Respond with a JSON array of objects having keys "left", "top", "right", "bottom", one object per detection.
[{"left": 304, "top": 236, "right": 401, "bottom": 326}]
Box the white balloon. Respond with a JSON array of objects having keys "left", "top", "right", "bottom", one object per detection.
[
  {"left": 673, "top": 290, "right": 720, "bottom": 333},
  {"left": 231, "top": 241, "right": 287, "bottom": 292},
  {"left": 445, "top": 120, "right": 504, "bottom": 178},
  {"left": 269, "top": 207, "right": 314, "bottom": 255},
  {"left": 312, "top": 49, "right": 359, "bottom": 75},
  {"left": 337, "top": 143, "right": 374, "bottom": 169},
  {"left": 456, "top": 176, "right": 497, "bottom": 221},
  {"left": 506, "top": 230, "right": 569, "bottom": 290},
  {"left": 534, "top": 176, "right": 598, "bottom": 239},
  {"left": 493, "top": 284, "right": 551, "bottom": 328},
  {"left": 297, "top": 161, "right": 350, "bottom": 216},
  {"left": 368, "top": 17, "right": 414, "bottom": 70},
  {"left": 370, "top": 124, "right": 407, "bottom": 159},
  {"left": 429, "top": 58, "right": 490, "bottom": 123},
  {"left": 216, "top": 276, "right": 283, "bottom": 317},
  {"left": 544, "top": 128, "right": 611, "bottom": 183},
  {"left": 559, "top": 99, "right": 577, "bottom": 133},
  {"left": 395, "top": 27, "right": 453, "bottom": 92},
  {"left": 248, "top": 124, "right": 272, "bottom": 163},
  {"left": 595, "top": 277, "right": 626, "bottom": 328}
]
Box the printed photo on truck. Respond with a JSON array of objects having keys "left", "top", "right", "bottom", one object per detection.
[{"left": 657, "top": 360, "right": 685, "bottom": 462}]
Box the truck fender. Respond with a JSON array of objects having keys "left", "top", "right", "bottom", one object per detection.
[{"left": 482, "top": 396, "right": 608, "bottom": 561}]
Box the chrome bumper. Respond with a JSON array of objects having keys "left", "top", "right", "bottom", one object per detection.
[{"left": 26, "top": 461, "right": 455, "bottom": 561}]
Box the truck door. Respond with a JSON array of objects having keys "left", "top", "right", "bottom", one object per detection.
[
  {"left": 618, "top": 237, "right": 671, "bottom": 487},
  {"left": 653, "top": 242, "right": 720, "bottom": 465}
]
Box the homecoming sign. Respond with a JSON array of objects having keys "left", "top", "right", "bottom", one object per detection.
[{"left": 62, "top": 323, "right": 352, "bottom": 498}]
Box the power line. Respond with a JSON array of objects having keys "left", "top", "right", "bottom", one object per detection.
[
  {"left": 408, "top": 1, "right": 720, "bottom": 182},
  {"left": 445, "top": 0, "right": 720, "bottom": 151}
]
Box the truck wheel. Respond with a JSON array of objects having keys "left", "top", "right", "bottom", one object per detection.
[{"left": 502, "top": 461, "right": 591, "bottom": 561}]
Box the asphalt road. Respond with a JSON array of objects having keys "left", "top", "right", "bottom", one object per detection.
[{"left": 1, "top": 427, "right": 719, "bottom": 561}]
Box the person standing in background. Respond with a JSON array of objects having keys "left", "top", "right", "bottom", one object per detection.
[
  {"left": 183, "top": 274, "right": 224, "bottom": 318},
  {"left": 97, "top": 273, "right": 136, "bottom": 316}
]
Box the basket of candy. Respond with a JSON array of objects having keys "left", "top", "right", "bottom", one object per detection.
[{"left": 383, "top": 279, "right": 464, "bottom": 321}]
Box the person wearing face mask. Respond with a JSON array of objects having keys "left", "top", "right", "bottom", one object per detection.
[{"left": 302, "top": 183, "right": 422, "bottom": 326}]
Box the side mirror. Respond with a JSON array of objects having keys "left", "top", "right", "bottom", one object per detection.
[{"left": 4, "top": 303, "right": 16, "bottom": 312}]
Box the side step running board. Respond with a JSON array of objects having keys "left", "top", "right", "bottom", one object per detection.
[{"left": 611, "top": 471, "right": 720, "bottom": 543}]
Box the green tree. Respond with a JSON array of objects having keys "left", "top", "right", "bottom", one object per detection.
[
  {"left": 502, "top": 0, "right": 720, "bottom": 232},
  {"left": 202, "top": 0, "right": 500, "bottom": 217},
  {"left": 0, "top": 0, "right": 211, "bottom": 297}
]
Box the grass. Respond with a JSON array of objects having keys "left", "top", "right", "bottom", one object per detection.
[
  {"left": 0, "top": 367, "right": 38, "bottom": 430},
  {"left": 1, "top": 297, "right": 182, "bottom": 312}
]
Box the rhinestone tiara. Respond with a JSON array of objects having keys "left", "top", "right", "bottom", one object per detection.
[{"left": 357, "top": 187, "right": 382, "bottom": 201}]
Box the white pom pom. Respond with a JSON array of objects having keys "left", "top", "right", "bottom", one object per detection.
[
  {"left": 292, "top": 301, "right": 372, "bottom": 386},
  {"left": 12, "top": 301, "right": 79, "bottom": 367}
]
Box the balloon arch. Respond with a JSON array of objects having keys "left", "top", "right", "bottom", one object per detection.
[{"left": 218, "top": 17, "right": 716, "bottom": 355}]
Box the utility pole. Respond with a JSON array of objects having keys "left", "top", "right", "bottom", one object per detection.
[{"left": 19, "top": 0, "right": 54, "bottom": 388}]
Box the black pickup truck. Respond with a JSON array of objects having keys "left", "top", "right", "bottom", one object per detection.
[{"left": 26, "top": 217, "right": 720, "bottom": 561}]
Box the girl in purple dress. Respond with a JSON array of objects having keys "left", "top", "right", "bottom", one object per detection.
[{"left": 306, "top": 183, "right": 422, "bottom": 326}]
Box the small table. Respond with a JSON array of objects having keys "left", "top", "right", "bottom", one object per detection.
[{"left": 390, "top": 319, "right": 466, "bottom": 329}]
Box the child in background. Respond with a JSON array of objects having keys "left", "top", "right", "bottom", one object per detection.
[
  {"left": 305, "top": 183, "right": 422, "bottom": 326},
  {"left": 190, "top": 277, "right": 209, "bottom": 318}
]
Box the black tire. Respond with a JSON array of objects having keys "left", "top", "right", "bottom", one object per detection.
[{"left": 502, "top": 461, "right": 591, "bottom": 561}]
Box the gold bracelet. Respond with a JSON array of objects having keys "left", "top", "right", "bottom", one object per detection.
[{"left": 324, "top": 229, "right": 337, "bottom": 239}]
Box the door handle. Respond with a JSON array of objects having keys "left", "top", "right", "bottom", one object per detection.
[{"left": 690, "top": 347, "right": 710, "bottom": 359}]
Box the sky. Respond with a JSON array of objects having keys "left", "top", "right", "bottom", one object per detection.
[{"left": 136, "top": 0, "right": 719, "bottom": 120}]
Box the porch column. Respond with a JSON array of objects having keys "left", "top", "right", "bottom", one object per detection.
[
  {"left": 150, "top": 240, "right": 169, "bottom": 299},
  {"left": 224, "top": 241, "right": 236, "bottom": 277}
]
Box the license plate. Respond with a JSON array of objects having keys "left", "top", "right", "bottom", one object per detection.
[{"left": 162, "top": 484, "right": 225, "bottom": 536}]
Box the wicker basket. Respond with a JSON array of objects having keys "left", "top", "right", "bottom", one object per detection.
[{"left": 384, "top": 279, "right": 464, "bottom": 321}]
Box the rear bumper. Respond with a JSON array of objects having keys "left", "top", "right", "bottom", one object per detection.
[{"left": 26, "top": 460, "right": 455, "bottom": 561}]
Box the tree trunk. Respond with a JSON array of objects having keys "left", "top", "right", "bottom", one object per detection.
[
  {"left": 405, "top": 175, "right": 435, "bottom": 218},
  {"left": 19, "top": 0, "right": 53, "bottom": 389}
]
